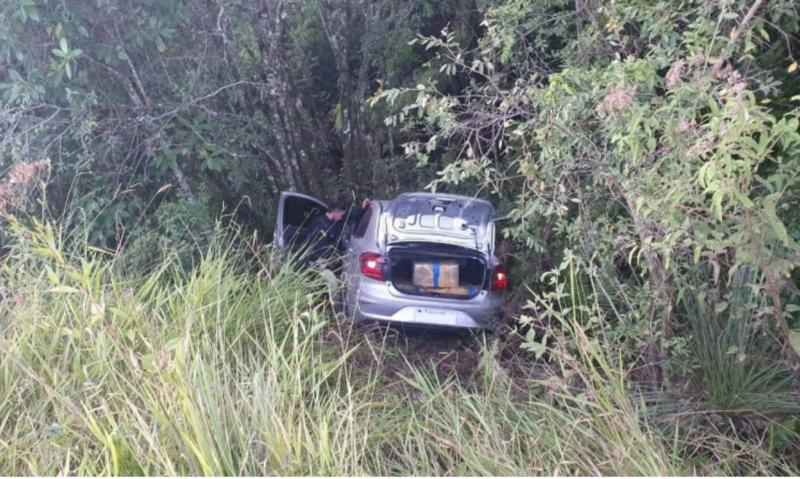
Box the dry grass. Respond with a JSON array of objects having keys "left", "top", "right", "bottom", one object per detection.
[{"left": 0, "top": 160, "right": 50, "bottom": 218}]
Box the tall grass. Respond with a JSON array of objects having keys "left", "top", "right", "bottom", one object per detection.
[
  {"left": 1, "top": 220, "right": 797, "bottom": 475},
  {"left": 0, "top": 219, "right": 369, "bottom": 475},
  {"left": 685, "top": 267, "right": 799, "bottom": 415}
]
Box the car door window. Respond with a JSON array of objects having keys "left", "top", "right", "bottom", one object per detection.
[
  {"left": 276, "top": 192, "right": 326, "bottom": 250},
  {"left": 352, "top": 207, "right": 373, "bottom": 239},
  {"left": 284, "top": 196, "right": 325, "bottom": 227}
]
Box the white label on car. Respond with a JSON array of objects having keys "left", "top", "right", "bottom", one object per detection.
[{"left": 414, "top": 307, "right": 457, "bottom": 325}]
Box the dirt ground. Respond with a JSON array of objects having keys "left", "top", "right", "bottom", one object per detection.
[
  {"left": 323, "top": 313, "right": 547, "bottom": 390},
  {"left": 322, "top": 280, "right": 546, "bottom": 389}
]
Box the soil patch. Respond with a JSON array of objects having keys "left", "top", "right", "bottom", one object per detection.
[{"left": 323, "top": 315, "right": 548, "bottom": 392}]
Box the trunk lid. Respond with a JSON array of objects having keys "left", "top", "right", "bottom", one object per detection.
[{"left": 382, "top": 193, "right": 495, "bottom": 254}]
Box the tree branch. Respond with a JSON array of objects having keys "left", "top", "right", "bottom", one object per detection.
[{"left": 729, "top": 0, "right": 765, "bottom": 45}]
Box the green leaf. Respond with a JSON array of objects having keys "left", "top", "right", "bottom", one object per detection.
[
  {"left": 763, "top": 195, "right": 790, "bottom": 246},
  {"left": 789, "top": 330, "right": 800, "bottom": 357},
  {"left": 711, "top": 189, "right": 724, "bottom": 221},
  {"left": 60, "top": 37, "right": 68, "bottom": 53},
  {"left": 204, "top": 157, "right": 224, "bottom": 172},
  {"left": 164, "top": 336, "right": 183, "bottom": 350},
  {"left": 46, "top": 266, "right": 59, "bottom": 286},
  {"left": 523, "top": 329, "right": 548, "bottom": 359},
  {"left": 734, "top": 190, "right": 754, "bottom": 209},
  {"left": 26, "top": 5, "right": 40, "bottom": 22}
]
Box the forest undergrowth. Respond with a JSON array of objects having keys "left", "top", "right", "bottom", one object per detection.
[
  {"left": 1, "top": 220, "right": 797, "bottom": 476},
  {"left": 2, "top": 0, "right": 800, "bottom": 474}
]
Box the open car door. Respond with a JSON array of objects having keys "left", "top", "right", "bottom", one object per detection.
[{"left": 273, "top": 191, "right": 327, "bottom": 250}]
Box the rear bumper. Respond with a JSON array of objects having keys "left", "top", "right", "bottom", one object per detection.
[{"left": 347, "top": 277, "right": 502, "bottom": 329}]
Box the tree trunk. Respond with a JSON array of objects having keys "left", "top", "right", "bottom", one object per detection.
[
  {"left": 257, "top": 0, "right": 323, "bottom": 193},
  {"left": 171, "top": 161, "right": 196, "bottom": 204}
]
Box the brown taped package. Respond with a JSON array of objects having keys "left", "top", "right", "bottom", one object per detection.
[
  {"left": 412, "top": 260, "right": 459, "bottom": 288},
  {"left": 420, "top": 285, "right": 472, "bottom": 296}
]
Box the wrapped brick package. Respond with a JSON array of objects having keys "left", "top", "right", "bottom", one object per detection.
[
  {"left": 412, "top": 260, "right": 459, "bottom": 288},
  {"left": 420, "top": 285, "right": 476, "bottom": 297}
]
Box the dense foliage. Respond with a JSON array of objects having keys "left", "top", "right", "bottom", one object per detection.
[
  {"left": 2, "top": 0, "right": 800, "bottom": 474},
  {"left": 379, "top": 0, "right": 800, "bottom": 376},
  {"left": 1, "top": 0, "right": 484, "bottom": 247}
]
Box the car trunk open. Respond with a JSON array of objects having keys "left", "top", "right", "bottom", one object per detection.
[{"left": 387, "top": 242, "right": 487, "bottom": 299}]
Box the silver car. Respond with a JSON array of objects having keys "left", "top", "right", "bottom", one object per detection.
[{"left": 274, "top": 191, "right": 506, "bottom": 329}]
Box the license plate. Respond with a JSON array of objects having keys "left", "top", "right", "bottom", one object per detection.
[{"left": 413, "top": 307, "right": 457, "bottom": 325}]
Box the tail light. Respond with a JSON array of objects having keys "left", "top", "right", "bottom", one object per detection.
[
  {"left": 490, "top": 264, "right": 508, "bottom": 291},
  {"left": 359, "top": 252, "right": 385, "bottom": 281}
]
